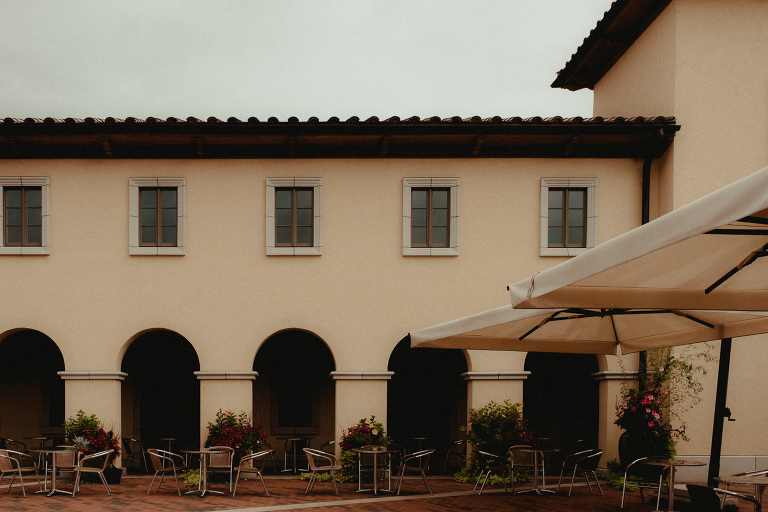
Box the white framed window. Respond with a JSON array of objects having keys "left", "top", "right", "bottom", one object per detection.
[
  {"left": 403, "top": 178, "right": 459, "bottom": 256},
  {"left": 129, "top": 177, "right": 185, "bottom": 255},
  {"left": 540, "top": 177, "right": 596, "bottom": 256},
  {"left": 266, "top": 178, "right": 322, "bottom": 256},
  {"left": 0, "top": 176, "right": 50, "bottom": 255}
]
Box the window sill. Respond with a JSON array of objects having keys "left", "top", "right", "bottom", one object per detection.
[
  {"left": 0, "top": 246, "right": 49, "bottom": 255},
  {"left": 130, "top": 246, "right": 185, "bottom": 256},
  {"left": 267, "top": 246, "right": 322, "bottom": 256},
  {"left": 403, "top": 247, "right": 459, "bottom": 256},
  {"left": 539, "top": 247, "right": 589, "bottom": 257}
]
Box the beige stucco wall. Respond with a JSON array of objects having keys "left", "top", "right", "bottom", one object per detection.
[
  {"left": 0, "top": 156, "right": 647, "bottom": 461},
  {"left": 592, "top": 0, "right": 768, "bottom": 463}
]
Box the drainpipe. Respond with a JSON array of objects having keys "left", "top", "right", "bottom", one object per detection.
[{"left": 638, "top": 158, "right": 652, "bottom": 383}]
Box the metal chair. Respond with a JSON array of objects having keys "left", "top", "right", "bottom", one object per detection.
[
  {"left": 0, "top": 449, "right": 41, "bottom": 497},
  {"left": 394, "top": 449, "right": 435, "bottom": 495},
  {"left": 687, "top": 483, "right": 763, "bottom": 512},
  {"left": 509, "top": 444, "right": 545, "bottom": 493},
  {"left": 303, "top": 448, "right": 343, "bottom": 495},
  {"left": 257, "top": 441, "right": 279, "bottom": 473},
  {"left": 320, "top": 440, "right": 336, "bottom": 453},
  {"left": 442, "top": 439, "right": 466, "bottom": 473},
  {"left": 232, "top": 449, "right": 273, "bottom": 497},
  {"left": 556, "top": 448, "right": 603, "bottom": 496},
  {"left": 620, "top": 456, "right": 670, "bottom": 510},
  {"left": 473, "top": 450, "right": 509, "bottom": 495},
  {"left": 147, "top": 448, "right": 191, "bottom": 496},
  {"left": 720, "top": 467, "right": 768, "bottom": 508},
  {"left": 205, "top": 446, "right": 234, "bottom": 492},
  {"left": 72, "top": 449, "right": 114, "bottom": 497},
  {"left": 122, "top": 438, "right": 149, "bottom": 473}
]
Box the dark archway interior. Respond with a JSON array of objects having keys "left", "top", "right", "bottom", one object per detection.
[
  {"left": 253, "top": 330, "right": 335, "bottom": 436},
  {"left": 524, "top": 352, "right": 599, "bottom": 453},
  {"left": 387, "top": 337, "right": 467, "bottom": 466},
  {"left": 121, "top": 330, "right": 200, "bottom": 450},
  {"left": 0, "top": 330, "right": 65, "bottom": 439}
]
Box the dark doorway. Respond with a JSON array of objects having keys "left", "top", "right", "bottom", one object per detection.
[
  {"left": 121, "top": 330, "right": 200, "bottom": 451},
  {"left": 0, "top": 330, "right": 65, "bottom": 441},
  {"left": 253, "top": 330, "right": 335, "bottom": 437},
  {"left": 523, "top": 352, "right": 599, "bottom": 452},
  {"left": 387, "top": 337, "right": 467, "bottom": 469}
]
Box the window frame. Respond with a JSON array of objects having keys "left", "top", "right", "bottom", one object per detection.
[
  {"left": 540, "top": 177, "right": 596, "bottom": 257},
  {"left": 129, "top": 177, "right": 185, "bottom": 256},
  {"left": 0, "top": 176, "right": 50, "bottom": 255},
  {"left": 266, "top": 177, "right": 322, "bottom": 256},
  {"left": 403, "top": 177, "right": 459, "bottom": 256}
]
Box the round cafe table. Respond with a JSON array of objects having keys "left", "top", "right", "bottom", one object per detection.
[
  {"left": 515, "top": 448, "right": 556, "bottom": 495},
  {"left": 644, "top": 458, "right": 706, "bottom": 512},
  {"left": 352, "top": 446, "right": 399, "bottom": 495},
  {"left": 180, "top": 448, "right": 226, "bottom": 497},
  {"left": 30, "top": 448, "right": 77, "bottom": 496},
  {"left": 714, "top": 474, "right": 768, "bottom": 511}
]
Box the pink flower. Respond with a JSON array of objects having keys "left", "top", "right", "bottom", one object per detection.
[
  {"left": 649, "top": 377, "right": 654, "bottom": 382},
  {"left": 648, "top": 422, "right": 655, "bottom": 427},
  {"left": 659, "top": 366, "right": 664, "bottom": 372}
]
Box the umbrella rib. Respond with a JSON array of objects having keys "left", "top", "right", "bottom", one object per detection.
[
  {"left": 670, "top": 310, "right": 716, "bottom": 329},
  {"left": 519, "top": 310, "right": 566, "bottom": 340},
  {"left": 705, "top": 242, "right": 768, "bottom": 294}
]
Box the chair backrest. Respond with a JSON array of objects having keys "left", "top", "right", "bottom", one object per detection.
[
  {"left": 404, "top": 449, "right": 434, "bottom": 470},
  {"left": 0, "top": 449, "right": 16, "bottom": 471},
  {"left": 686, "top": 484, "right": 730, "bottom": 512},
  {"left": 304, "top": 448, "right": 336, "bottom": 471},
  {"left": 509, "top": 445, "right": 535, "bottom": 467},
  {"left": 576, "top": 449, "right": 602, "bottom": 471},
  {"left": 208, "top": 446, "right": 234, "bottom": 468},
  {"left": 54, "top": 449, "right": 77, "bottom": 469},
  {"left": 79, "top": 449, "right": 114, "bottom": 470},
  {"left": 240, "top": 449, "right": 272, "bottom": 470},
  {"left": 4, "top": 439, "right": 27, "bottom": 453},
  {"left": 148, "top": 448, "right": 169, "bottom": 471}
]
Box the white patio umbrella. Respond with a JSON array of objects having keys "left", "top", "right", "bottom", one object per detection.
[
  {"left": 409, "top": 304, "right": 768, "bottom": 355},
  {"left": 507, "top": 165, "right": 768, "bottom": 311}
]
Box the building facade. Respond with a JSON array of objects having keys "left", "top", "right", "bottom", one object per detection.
[{"left": 1, "top": 0, "right": 766, "bottom": 474}]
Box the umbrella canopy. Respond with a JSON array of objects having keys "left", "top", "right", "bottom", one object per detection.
[
  {"left": 409, "top": 304, "right": 768, "bottom": 355},
  {"left": 508, "top": 166, "right": 768, "bottom": 311}
]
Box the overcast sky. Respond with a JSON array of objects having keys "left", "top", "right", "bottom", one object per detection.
[{"left": 0, "top": 0, "right": 615, "bottom": 121}]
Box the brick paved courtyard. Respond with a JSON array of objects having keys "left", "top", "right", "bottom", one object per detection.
[{"left": 0, "top": 473, "right": 743, "bottom": 512}]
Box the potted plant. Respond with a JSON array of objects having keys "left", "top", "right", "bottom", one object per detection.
[
  {"left": 337, "top": 415, "right": 393, "bottom": 483},
  {"left": 63, "top": 410, "right": 122, "bottom": 484},
  {"left": 204, "top": 409, "right": 267, "bottom": 462}
]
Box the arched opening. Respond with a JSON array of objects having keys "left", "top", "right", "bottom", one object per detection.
[
  {"left": 523, "top": 352, "right": 599, "bottom": 452},
  {"left": 253, "top": 330, "right": 335, "bottom": 464},
  {"left": 121, "top": 330, "right": 200, "bottom": 452},
  {"left": 0, "top": 330, "right": 65, "bottom": 445},
  {"left": 387, "top": 337, "right": 467, "bottom": 472}
]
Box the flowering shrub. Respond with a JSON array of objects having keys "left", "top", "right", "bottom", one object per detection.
[
  {"left": 462, "top": 400, "right": 533, "bottom": 455},
  {"left": 334, "top": 415, "right": 393, "bottom": 482},
  {"left": 64, "top": 410, "right": 121, "bottom": 462},
  {"left": 339, "top": 415, "right": 391, "bottom": 452},
  {"left": 204, "top": 409, "right": 267, "bottom": 459},
  {"left": 616, "top": 346, "right": 714, "bottom": 459}
]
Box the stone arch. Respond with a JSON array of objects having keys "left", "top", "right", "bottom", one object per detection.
[
  {"left": 252, "top": 329, "right": 336, "bottom": 461},
  {"left": 387, "top": 336, "right": 468, "bottom": 472},
  {"left": 120, "top": 329, "right": 201, "bottom": 453},
  {"left": 0, "top": 329, "right": 65, "bottom": 443},
  {"left": 523, "top": 352, "right": 600, "bottom": 452}
]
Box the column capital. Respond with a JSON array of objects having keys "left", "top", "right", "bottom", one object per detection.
[
  {"left": 330, "top": 371, "right": 394, "bottom": 381},
  {"left": 57, "top": 371, "right": 128, "bottom": 381},
  {"left": 194, "top": 371, "right": 259, "bottom": 380},
  {"left": 462, "top": 371, "right": 530, "bottom": 381}
]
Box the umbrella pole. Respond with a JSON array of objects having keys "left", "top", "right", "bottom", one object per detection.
[{"left": 707, "top": 338, "right": 732, "bottom": 486}]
